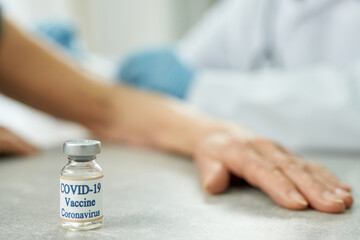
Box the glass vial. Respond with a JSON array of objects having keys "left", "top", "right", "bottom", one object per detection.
[{"left": 60, "top": 140, "right": 104, "bottom": 230}]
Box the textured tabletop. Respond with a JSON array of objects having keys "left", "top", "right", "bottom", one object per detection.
[{"left": 0, "top": 145, "right": 359, "bottom": 240}]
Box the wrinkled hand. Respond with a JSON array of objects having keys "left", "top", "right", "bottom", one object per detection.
[
  {"left": 0, "top": 127, "right": 38, "bottom": 156},
  {"left": 195, "top": 129, "right": 353, "bottom": 213}
]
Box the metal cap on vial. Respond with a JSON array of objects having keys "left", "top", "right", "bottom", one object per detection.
[{"left": 63, "top": 140, "right": 101, "bottom": 157}]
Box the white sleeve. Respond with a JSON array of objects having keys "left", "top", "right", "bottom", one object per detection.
[
  {"left": 178, "top": 0, "right": 268, "bottom": 70},
  {"left": 187, "top": 65, "right": 360, "bottom": 151}
]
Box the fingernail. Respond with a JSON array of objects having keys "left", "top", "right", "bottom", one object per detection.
[
  {"left": 289, "top": 190, "right": 308, "bottom": 206},
  {"left": 203, "top": 176, "right": 211, "bottom": 192},
  {"left": 335, "top": 188, "right": 351, "bottom": 198},
  {"left": 322, "top": 190, "right": 344, "bottom": 203},
  {"left": 339, "top": 182, "right": 352, "bottom": 191}
]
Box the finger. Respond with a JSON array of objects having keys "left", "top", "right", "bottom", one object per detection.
[
  {"left": 223, "top": 144, "right": 308, "bottom": 210},
  {"left": 308, "top": 166, "right": 353, "bottom": 208},
  {"left": 195, "top": 156, "right": 230, "bottom": 194},
  {"left": 0, "top": 141, "right": 24, "bottom": 155},
  {"left": 257, "top": 142, "right": 345, "bottom": 213},
  {"left": 275, "top": 143, "right": 351, "bottom": 191},
  {"left": 272, "top": 142, "right": 351, "bottom": 192},
  {"left": 289, "top": 159, "right": 353, "bottom": 208},
  {"left": 0, "top": 137, "right": 37, "bottom": 156},
  {"left": 338, "top": 182, "right": 352, "bottom": 192},
  {"left": 281, "top": 164, "right": 345, "bottom": 213},
  {"left": 308, "top": 162, "right": 352, "bottom": 192},
  {"left": 0, "top": 140, "right": 30, "bottom": 155},
  {"left": 334, "top": 188, "right": 353, "bottom": 208},
  {"left": 12, "top": 137, "right": 38, "bottom": 155}
]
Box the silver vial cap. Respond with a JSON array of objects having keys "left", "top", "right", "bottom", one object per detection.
[{"left": 63, "top": 140, "right": 101, "bottom": 157}]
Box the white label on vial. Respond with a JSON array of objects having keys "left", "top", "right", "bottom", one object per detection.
[{"left": 60, "top": 176, "right": 103, "bottom": 222}]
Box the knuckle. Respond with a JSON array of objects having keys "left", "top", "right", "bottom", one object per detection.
[
  {"left": 261, "top": 159, "right": 278, "bottom": 172},
  {"left": 254, "top": 137, "right": 273, "bottom": 146},
  {"left": 234, "top": 140, "right": 250, "bottom": 151},
  {"left": 281, "top": 159, "right": 298, "bottom": 171},
  {"left": 243, "top": 162, "right": 261, "bottom": 186},
  {"left": 311, "top": 163, "right": 328, "bottom": 172},
  {"left": 281, "top": 158, "right": 311, "bottom": 173},
  {"left": 229, "top": 138, "right": 252, "bottom": 150},
  {"left": 275, "top": 144, "right": 291, "bottom": 155},
  {"left": 268, "top": 167, "right": 288, "bottom": 185},
  {"left": 270, "top": 167, "right": 283, "bottom": 177},
  {"left": 252, "top": 160, "right": 281, "bottom": 182},
  {"left": 298, "top": 162, "right": 311, "bottom": 172},
  {"left": 300, "top": 173, "right": 322, "bottom": 189}
]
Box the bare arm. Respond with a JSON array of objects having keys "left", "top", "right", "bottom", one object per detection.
[
  {"left": 0, "top": 19, "right": 217, "bottom": 155},
  {"left": 0, "top": 19, "right": 353, "bottom": 213},
  {"left": 0, "top": 19, "right": 113, "bottom": 130}
]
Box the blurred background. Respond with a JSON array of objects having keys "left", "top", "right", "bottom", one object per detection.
[
  {"left": 0, "top": 0, "right": 217, "bottom": 148},
  {"left": 2, "top": 0, "right": 358, "bottom": 152},
  {"left": 0, "top": 0, "right": 216, "bottom": 58}
]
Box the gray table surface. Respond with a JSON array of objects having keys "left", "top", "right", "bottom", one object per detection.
[{"left": 0, "top": 145, "right": 359, "bottom": 240}]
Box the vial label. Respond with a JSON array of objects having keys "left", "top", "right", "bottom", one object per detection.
[{"left": 60, "top": 176, "right": 103, "bottom": 223}]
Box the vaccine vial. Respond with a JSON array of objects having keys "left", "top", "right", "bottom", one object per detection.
[{"left": 60, "top": 140, "right": 104, "bottom": 230}]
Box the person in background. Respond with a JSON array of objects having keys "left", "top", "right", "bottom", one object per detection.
[
  {"left": 0, "top": 10, "right": 353, "bottom": 213},
  {"left": 118, "top": 0, "right": 360, "bottom": 152}
]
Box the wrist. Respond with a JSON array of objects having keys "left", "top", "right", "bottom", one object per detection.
[
  {"left": 189, "top": 121, "right": 258, "bottom": 157},
  {"left": 158, "top": 109, "right": 234, "bottom": 157},
  {"left": 79, "top": 83, "right": 117, "bottom": 136}
]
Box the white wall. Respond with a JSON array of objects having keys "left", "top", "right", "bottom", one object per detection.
[
  {"left": 0, "top": 0, "right": 75, "bottom": 26},
  {"left": 75, "top": 0, "right": 177, "bottom": 58},
  {"left": 72, "top": 0, "right": 216, "bottom": 58},
  {"left": 0, "top": 0, "right": 216, "bottom": 58}
]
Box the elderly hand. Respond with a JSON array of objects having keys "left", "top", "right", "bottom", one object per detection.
[
  {"left": 0, "top": 127, "right": 38, "bottom": 156},
  {"left": 88, "top": 85, "right": 352, "bottom": 213},
  {"left": 195, "top": 127, "right": 353, "bottom": 213}
]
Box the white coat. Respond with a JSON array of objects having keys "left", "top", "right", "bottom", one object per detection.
[{"left": 178, "top": 0, "right": 360, "bottom": 151}]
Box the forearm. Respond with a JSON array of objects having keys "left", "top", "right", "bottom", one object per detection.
[
  {"left": 105, "top": 86, "right": 230, "bottom": 156},
  {"left": 0, "top": 19, "right": 226, "bottom": 156},
  {"left": 0, "top": 19, "right": 113, "bottom": 128}
]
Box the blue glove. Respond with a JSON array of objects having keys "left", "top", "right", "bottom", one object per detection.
[
  {"left": 117, "top": 48, "right": 196, "bottom": 99},
  {"left": 35, "top": 21, "right": 83, "bottom": 59}
]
